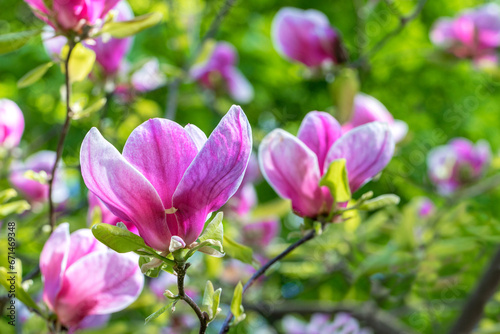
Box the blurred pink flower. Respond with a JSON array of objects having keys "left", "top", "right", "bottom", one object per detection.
[
  {"left": 190, "top": 42, "right": 254, "bottom": 103},
  {"left": 9, "top": 151, "right": 69, "bottom": 206},
  {"left": 242, "top": 219, "right": 280, "bottom": 248},
  {"left": 87, "top": 191, "right": 138, "bottom": 234},
  {"left": 80, "top": 106, "right": 252, "bottom": 252},
  {"left": 283, "top": 313, "right": 372, "bottom": 334},
  {"left": 40, "top": 223, "right": 143, "bottom": 330},
  {"left": 417, "top": 197, "right": 435, "bottom": 218},
  {"left": 25, "top": 0, "right": 122, "bottom": 33},
  {"left": 428, "top": 138, "right": 491, "bottom": 195},
  {"left": 272, "top": 7, "right": 347, "bottom": 67},
  {"left": 259, "top": 112, "right": 394, "bottom": 220},
  {"left": 0, "top": 99, "right": 24, "bottom": 148},
  {"left": 131, "top": 58, "right": 167, "bottom": 92},
  {"left": 430, "top": 4, "right": 500, "bottom": 63},
  {"left": 342, "top": 93, "right": 408, "bottom": 143},
  {"left": 42, "top": 1, "right": 133, "bottom": 76}
]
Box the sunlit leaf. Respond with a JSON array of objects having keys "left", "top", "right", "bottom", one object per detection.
[
  {"left": 101, "top": 12, "right": 163, "bottom": 38},
  {"left": 17, "top": 62, "right": 54, "bottom": 88}
]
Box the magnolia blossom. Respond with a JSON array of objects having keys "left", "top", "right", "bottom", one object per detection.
[
  {"left": 430, "top": 4, "right": 500, "bottom": 63},
  {"left": 24, "top": 0, "right": 122, "bottom": 33},
  {"left": 0, "top": 99, "right": 24, "bottom": 148},
  {"left": 9, "top": 151, "right": 69, "bottom": 205},
  {"left": 342, "top": 93, "right": 408, "bottom": 143},
  {"left": 81, "top": 105, "right": 252, "bottom": 252},
  {"left": 259, "top": 111, "right": 394, "bottom": 220},
  {"left": 87, "top": 192, "right": 138, "bottom": 234},
  {"left": 42, "top": 1, "right": 133, "bottom": 76},
  {"left": 242, "top": 220, "right": 280, "bottom": 248},
  {"left": 428, "top": 138, "right": 491, "bottom": 195},
  {"left": 190, "top": 42, "right": 254, "bottom": 103},
  {"left": 272, "top": 7, "right": 347, "bottom": 67},
  {"left": 40, "top": 223, "right": 143, "bottom": 330},
  {"left": 283, "top": 313, "right": 372, "bottom": 334}
]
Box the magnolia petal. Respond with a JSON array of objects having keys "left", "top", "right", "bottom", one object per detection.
[
  {"left": 40, "top": 223, "right": 70, "bottom": 311},
  {"left": 184, "top": 124, "right": 208, "bottom": 151},
  {"left": 259, "top": 129, "right": 326, "bottom": 217},
  {"left": 297, "top": 111, "right": 342, "bottom": 171},
  {"left": 55, "top": 251, "right": 144, "bottom": 327},
  {"left": 80, "top": 127, "right": 169, "bottom": 251},
  {"left": 225, "top": 67, "right": 254, "bottom": 104},
  {"left": 173, "top": 105, "right": 252, "bottom": 244},
  {"left": 66, "top": 229, "right": 107, "bottom": 268},
  {"left": 324, "top": 122, "right": 395, "bottom": 192}
]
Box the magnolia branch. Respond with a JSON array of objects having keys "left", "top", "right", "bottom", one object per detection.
[
  {"left": 165, "top": 0, "right": 238, "bottom": 120},
  {"left": 352, "top": 0, "right": 428, "bottom": 67},
  {"left": 47, "top": 41, "right": 76, "bottom": 233},
  {"left": 175, "top": 262, "right": 209, "bottom": 334},
  {"left": 219, "top": 229, "right": 317, "bottom": 334}
]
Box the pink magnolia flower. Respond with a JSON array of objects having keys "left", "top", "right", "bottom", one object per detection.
[
  {"left": 283, "top": 313, "right": 372, "bottom": 334},
  {"left": 428, "top": 138, "right": 491, "bottom": 195},
  {"left": 80, "top": 105, "right": 252, "bottom": 252},
  {"left": 87, "top": 192, "right": 138, "bottom": 234},
  {"left": 259, "top": 112, "right": 394, "bottom": 220},
  {"left": 9, "top": 151, "right": 69, "bottom": 205},
  {"left": 430, "top": 4, "right": 500, "bottom": 62},
  {"left": 342, "top": 93, "right": 408, "bottom": 143},
  {"left": 242, "top": 220, "right": 280, "bottom": 248},
  {"left": 40, "top": 223, "right": 143, "bottom": 330},
  {"left": 271, "top": 7, "right": 347, "bottom": 67},
  {"left": 24, "top": 0, "right": 122, "bottom": 33},
  {"left": 190, "top": 42, "right": 254, "bottom": 103},
  {"left": 42, "top": 1, "right": 133, "bottom": 77},
  {"left": 0, "top": 99, "right": 24, "bottom": 148}
]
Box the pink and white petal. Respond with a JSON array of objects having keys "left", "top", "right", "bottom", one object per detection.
[
  {"left": 173, "top": 105, "right": 252, "bottom": 244},
  {"left": 68, "top": 314, "right": 110, "bottom": 334},
  {"left": 40, "top": 223, "right": 70, "bottom": 311},
  {"left": 324, "top": 122, "right": 395, "bottom": 192},
  {"left": 66, "top": 229, "right": 107, "bottom": 268},
  {"left": 55, "top": 251, "right": 143, "bottom": 327},
  {"left": 391, "top": 119, "right": 408, "bottom": 143},
  {"left": 80, "top": 127, "right": 169, "bottom": 251},
  {"left": 184, "top": 124, "right": 208, "bottom": 151},
  {"left": 297, "top": 111, "right": 342, "bottom": 171},
  {"left": 224, "top": 67, "right": 254, "bottom": 104},
  {"left": 122, "top": 119, "right": 198, "bottom": 218},
  {"left": 259, "top": 129, "right": 325, "bottom": 217}
]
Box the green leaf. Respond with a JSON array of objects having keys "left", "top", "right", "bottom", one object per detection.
[
  {"left": 91, "top": 223, "right": 148, "bottom": 253},
  {"left": 230, "top": 281, "right": 245, "bottom": 325},
  {"left": 0, "top": 200, "right": 31, "bottom": 219},
  {"left": 0, "top": 30, "right": 41, "bottom": 55},
  {"left": 329, "top": 68, "right": 359, "bottom": 123},
  {"left": 61, "top": 43, "right": 96, "bottom": 83},
  {"left": 72, "top": 97, "right": 107, "bottom": 120},
  {"left": 0, "top": 265, "right": 40, "bottom": 312},
  {"left": 0, "top": 189, "right": 17, "bottom": 203},
  {"left": 202, "top": 280, "right": 222, "bottom": 321},
  {"left": 145, "top": 300, "right": 176, "bottom": 324},
  {"left": 138, "top": 256, "right": 161, "bottom": 278},
  {"left": 223, "top": 235, "right": 253, "bottom": 265},
  {"left": 199, "top": 212, "right": 223, "bottom": 244},
  {"left": 320, "top": 158, "right": 351, "bottom": 203},
  {"left": 101, "top": 12, "right": 163, "bottom": 38},
  {"left": 358, "top": 194, "right": 400, "bottom": 211},
  {"left": 17, "top": 62, "right": 54, "bottom": 88}
]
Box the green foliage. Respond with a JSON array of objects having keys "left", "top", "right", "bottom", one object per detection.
[
  {"left": 91, "top": 223, "right": 148, "bottom": 253},
  {"left": 101, "top": 12, "right": 163, "bottom": 38},
  {"left": 0, "top": 30, "right": 40, "bottom": 55},
  {"left": 320, "top": 158, "right": 351, "bottom": 203},
  {"left": 17, "top": 62, "right": 54, "bottom": 88},
  {"left": 230, "top": 281, "right": 245, "bottom": 325}
]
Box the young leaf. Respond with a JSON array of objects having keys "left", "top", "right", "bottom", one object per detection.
[
  {"left": 320, "top": 158, "right": 351, "bottom": 203},
  {"left": 17, "top": 62, "right": 54, "bottom": 88},
  {"left": 138, "top": 256, "right": 161, "bottom": 277},
  {"left": 0, "top": 200, "right": 31, "bottom": 219},
  {"left": 145, "top": 300, "right": 176, "bottom": 324},
  {"left": 91, "top": 223, "right": 148, "bottom": 253},
  {"left": 202, "top": 280, "right": 215, "bottom": 319},
  {"left": 61, "top": 43, "right": 96, "bottom": 83},
  {"left": 223, "top": 235, "right": 253, "bottom": 265},
  {"left": 0, "top": 189, "right": 17, "bottom": 203},
  {"left": 101, "top": 12, "right": 163, "bottom": 38},
  {"left": 72, "top": 98, "right": 107, "bottom": 120},
  {"left": 358, "top": 194, "right": 400, "bottom": 211},
  {"left": 230, "top": 281, "right": 246, "bottom": 325},
  {"left": 199, "top": 212, "right": 224, "bottom": 244},
  {"left": 0, "top": 30, "right": 41, "bottom": 55}
]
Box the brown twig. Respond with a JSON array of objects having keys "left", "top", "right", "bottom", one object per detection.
[
  {"left": 219, "top": 229, "right": 317, "bottom": 334},
  {"left": 47, "top": 41, "right": 76, "bottom": 233}
]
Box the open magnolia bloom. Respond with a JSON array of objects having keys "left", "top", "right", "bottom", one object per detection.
[
  {"left": 80, "top": 105, "right": 252, "bottom": 252},
  {"left": 24, "top": 0, "right": 122, "bottom": 33},
  {"left": 271, "top": 7, "right": 347, "bottom": 68},
  {"left": 342, "top": 93, "right": 408, "bottom": 143},
  {"left": 259, "top": 111, "right": 395, "bottom": 220},
  {"left": 40, "top": 223, "right": 143, "bottom": 330}
]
